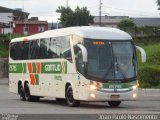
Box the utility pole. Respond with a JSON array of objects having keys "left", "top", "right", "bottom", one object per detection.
[
  {"left": 66, "top": 0, "right": 68, "bottom": 8},
  {"left": 99, "top": 0, "right": 102, "bottom": 26},
  {"left": 8, "top": 16, "right": 13, "bottom": 40}
]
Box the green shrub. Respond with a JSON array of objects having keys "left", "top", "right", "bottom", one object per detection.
[
  {"left": 138, "top": 65, "right": 160, "bottom": 88},
  {"left": 137, "top": 42, "right": 160, "bottom": 88},
  {"left": 0, "top": 44, "right": 8, "bottom": 57}
]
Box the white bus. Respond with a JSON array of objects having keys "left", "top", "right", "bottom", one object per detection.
[{"left": 9, "top": 26, "right": 146, "bottom": 107}]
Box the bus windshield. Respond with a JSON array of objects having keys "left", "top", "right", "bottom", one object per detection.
[{"left": 84, "top": 39, "right": 137, "bottom": 82}]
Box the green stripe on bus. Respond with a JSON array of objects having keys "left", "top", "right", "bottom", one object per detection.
[
  {"left": 22, "top": 63, "right": 26, "bottom": 73},
  {"left": 9, "top": 62, "right": 68, "bottom": 74},
  {"left": 9, "top": 63, "right": 26, "bottom": 73},
  {"left": 64, "top": 62, "right": 67, "bottom": 73},
  {"left": 32, "top": 63, "right": 36, "bottom": 73},
  {"left": 102, "top": 80, "right": 137, "bottom": 89},
  {"left": 35, "top": 74, "right": 39, "bottom": 85}
]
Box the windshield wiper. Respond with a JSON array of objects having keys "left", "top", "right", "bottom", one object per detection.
[{"left": 114, "top": 56, "right": 128, "bottom": 81}]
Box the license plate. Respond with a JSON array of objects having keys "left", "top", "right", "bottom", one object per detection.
[{"left": 110, "top": 95, "right": 120, "bottom": 99}]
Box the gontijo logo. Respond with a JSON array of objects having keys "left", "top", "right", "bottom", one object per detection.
[{"left": 41, "top": 62, "right": 67, "bottom": 74}]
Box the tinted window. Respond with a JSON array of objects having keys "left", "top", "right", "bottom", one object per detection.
[
  {"left": 10, "top": 36, "right": 72, "bottom": 61},
  {"left": 22, "top": 41, "right": 29, "bottom": 60},
  {"left": 29, "top": 40, "right": 40, "bottom": 59},
  {"left": 48, "top": 37, "right": 61, "bottom": 58},
  {"left": 10, "top": 43, "right": 16, "bottom": 60},
  {"left": 39, "top": 39, "right": 48, "bottom": 59},
  {"left": 10, "top": 42, "right": 23, "bottom": 60}
]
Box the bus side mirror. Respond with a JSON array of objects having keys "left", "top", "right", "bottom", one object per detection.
[
  {"left": 136, "top": 46, "right": 146, "bottom": 63},
  {"left": 77, "top": 44, "right": 88, "bottom": 62}
]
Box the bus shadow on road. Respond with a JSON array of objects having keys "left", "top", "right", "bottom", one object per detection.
[
  {"left": 38, "top": 99, "right": 126, "bottom": 109},
  {"left": 39, "top": 99, "right": 68, "bottom": 106}
]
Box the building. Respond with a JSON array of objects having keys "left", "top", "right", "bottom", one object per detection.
[
  {"left": 93, "top": 15, "right": 129, "bottom": 28},
  {"left": 131, "top": 17, "right": 160, "bottom": 27},
  {"left": 0, "top": 6, "right": 29, "bottom": 34},
  {"left": 48, "top": 22, "right": 63, "bottom": 30},
  {"left": 14, "top": 17, "right": 48, "bottom": 35},
  {"left": 0, "top": 6, "right": 48, "bottom": 35},
  {"left": 93, "top": 16, "right": 160, "bottom": 28}
]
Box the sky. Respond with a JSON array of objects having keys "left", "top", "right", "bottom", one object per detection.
[{"left": 0, "top": 0, "right": 160, "bottom": 22}]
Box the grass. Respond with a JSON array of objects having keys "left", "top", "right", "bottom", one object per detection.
[
  {"left": 0, "top": 43, "right": 8, "bottom": 58},
  {"left": 136, "top": 41, "right": 160, "bottom": 88},
  {"left": 0, "top": 34, "right": 27, "bottom": 58}
]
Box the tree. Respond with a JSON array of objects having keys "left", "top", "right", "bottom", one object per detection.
[
  {"left": 118, "top": 19, "right": 136, "bottom": 31},
  {"left": 157, "top": 0, "right": 160, "bottom": 10},
  {"left": 118, "top": 19, "right": 137, "bottom": 37},
  {"left": 56, "top": 6, "right": 93, "bottom": 27}
]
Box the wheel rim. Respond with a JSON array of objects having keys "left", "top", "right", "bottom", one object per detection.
[
  {"left": 20, "top": 85, "right": 23, "bottom": 98},
  {"left": 25, "top": 86, "right": 30, "bottom": 100},
  {"left": 67, "top": 89, "right": 74, "bottom": 103}
]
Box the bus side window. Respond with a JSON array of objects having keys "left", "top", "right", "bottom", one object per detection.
[
  {"left": 39, "top": 39, "right": 48, "bottom": 59},
  {"left": 60, "top": 36, "right": 72, "bottom": 62},
  {"left": 48, "top": 37, "right": 60, "bottom": 59},
  {"left": 10, "top": 42, "right": 23, "bottom": 60},
  {"left": 22, "top": 41, "right": 29, "bottom": 60},
  {"left": 29, "top": 40, "right": 40, "bottom": 59},
  {"left": 10, "top": 43, "right": 16, "bottom": 60}
]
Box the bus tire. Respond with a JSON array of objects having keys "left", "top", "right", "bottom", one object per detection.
[
  {"left": 66, "top": 85, "right": 80, "bottom": 107},
  {"left": 24, "top": 83, "right": 33, "bottom": 102},
  {"left": 19, "top": 83, "right": 25, "bottom": 101},
  {"left": 108, "top": 101, "right": 121, "bottom": 107}
]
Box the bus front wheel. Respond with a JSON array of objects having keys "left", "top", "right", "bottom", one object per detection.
[
  {"left": 66, "top": 85, "right": 80, "bottom": 107},
  {"left": 108, "top": 101, "right": 121, "bottom": 107}
]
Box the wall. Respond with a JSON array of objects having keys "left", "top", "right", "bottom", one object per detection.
[
  {"left": 13, "top": 23, "right": 48, "bottom": 35},
  {"left": 0, "top": 58, "right": 8, "bottom": 78},
  {"left": 0, "top": 13, "right": 13, "bottom": 23}
]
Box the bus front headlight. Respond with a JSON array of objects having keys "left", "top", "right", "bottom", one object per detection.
[
  {"left": 89, "top": 85, "right": 97, "bottom": 90},
  {"left": 132, "top": 93, "right": 137, "bottom": 98},
  {"left": 132, "top": 84, "right": 139, "bottom": 90}
]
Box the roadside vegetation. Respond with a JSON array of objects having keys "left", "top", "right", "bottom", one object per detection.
[
  {"left": 135, "top": 37, "right": 160, "bottom": 88},
  {"left": 0, "top": 34, "right": 27, "bottom": 57}
]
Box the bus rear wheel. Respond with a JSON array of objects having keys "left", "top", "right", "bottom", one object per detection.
[
  {"left": 24, "top": 83, "right": 40, "bottom": 102},
  {"left": 108, "top": 101, "right": 121, "bottom": 107},
  {"left": 19, "top": 83, "right": 25, "bottom": 101},
  {"left": 66, "top": 85, "right": 80, "bottom": 107},
  {"left": 24, "top": 83, "right": 32, "bottom": 102}
]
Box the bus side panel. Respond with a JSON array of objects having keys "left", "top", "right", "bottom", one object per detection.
[{"left": 9, "top": 73, "right": 21, "bottom": 94}]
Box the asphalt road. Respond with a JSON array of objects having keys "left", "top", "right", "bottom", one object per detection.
[{"left": 0, "top": 78, "right": 160, "bottom": 120}]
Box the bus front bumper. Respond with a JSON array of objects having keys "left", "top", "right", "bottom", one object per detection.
[{"left": 81, "top": 88, "right": 138, "bottom": 101}]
